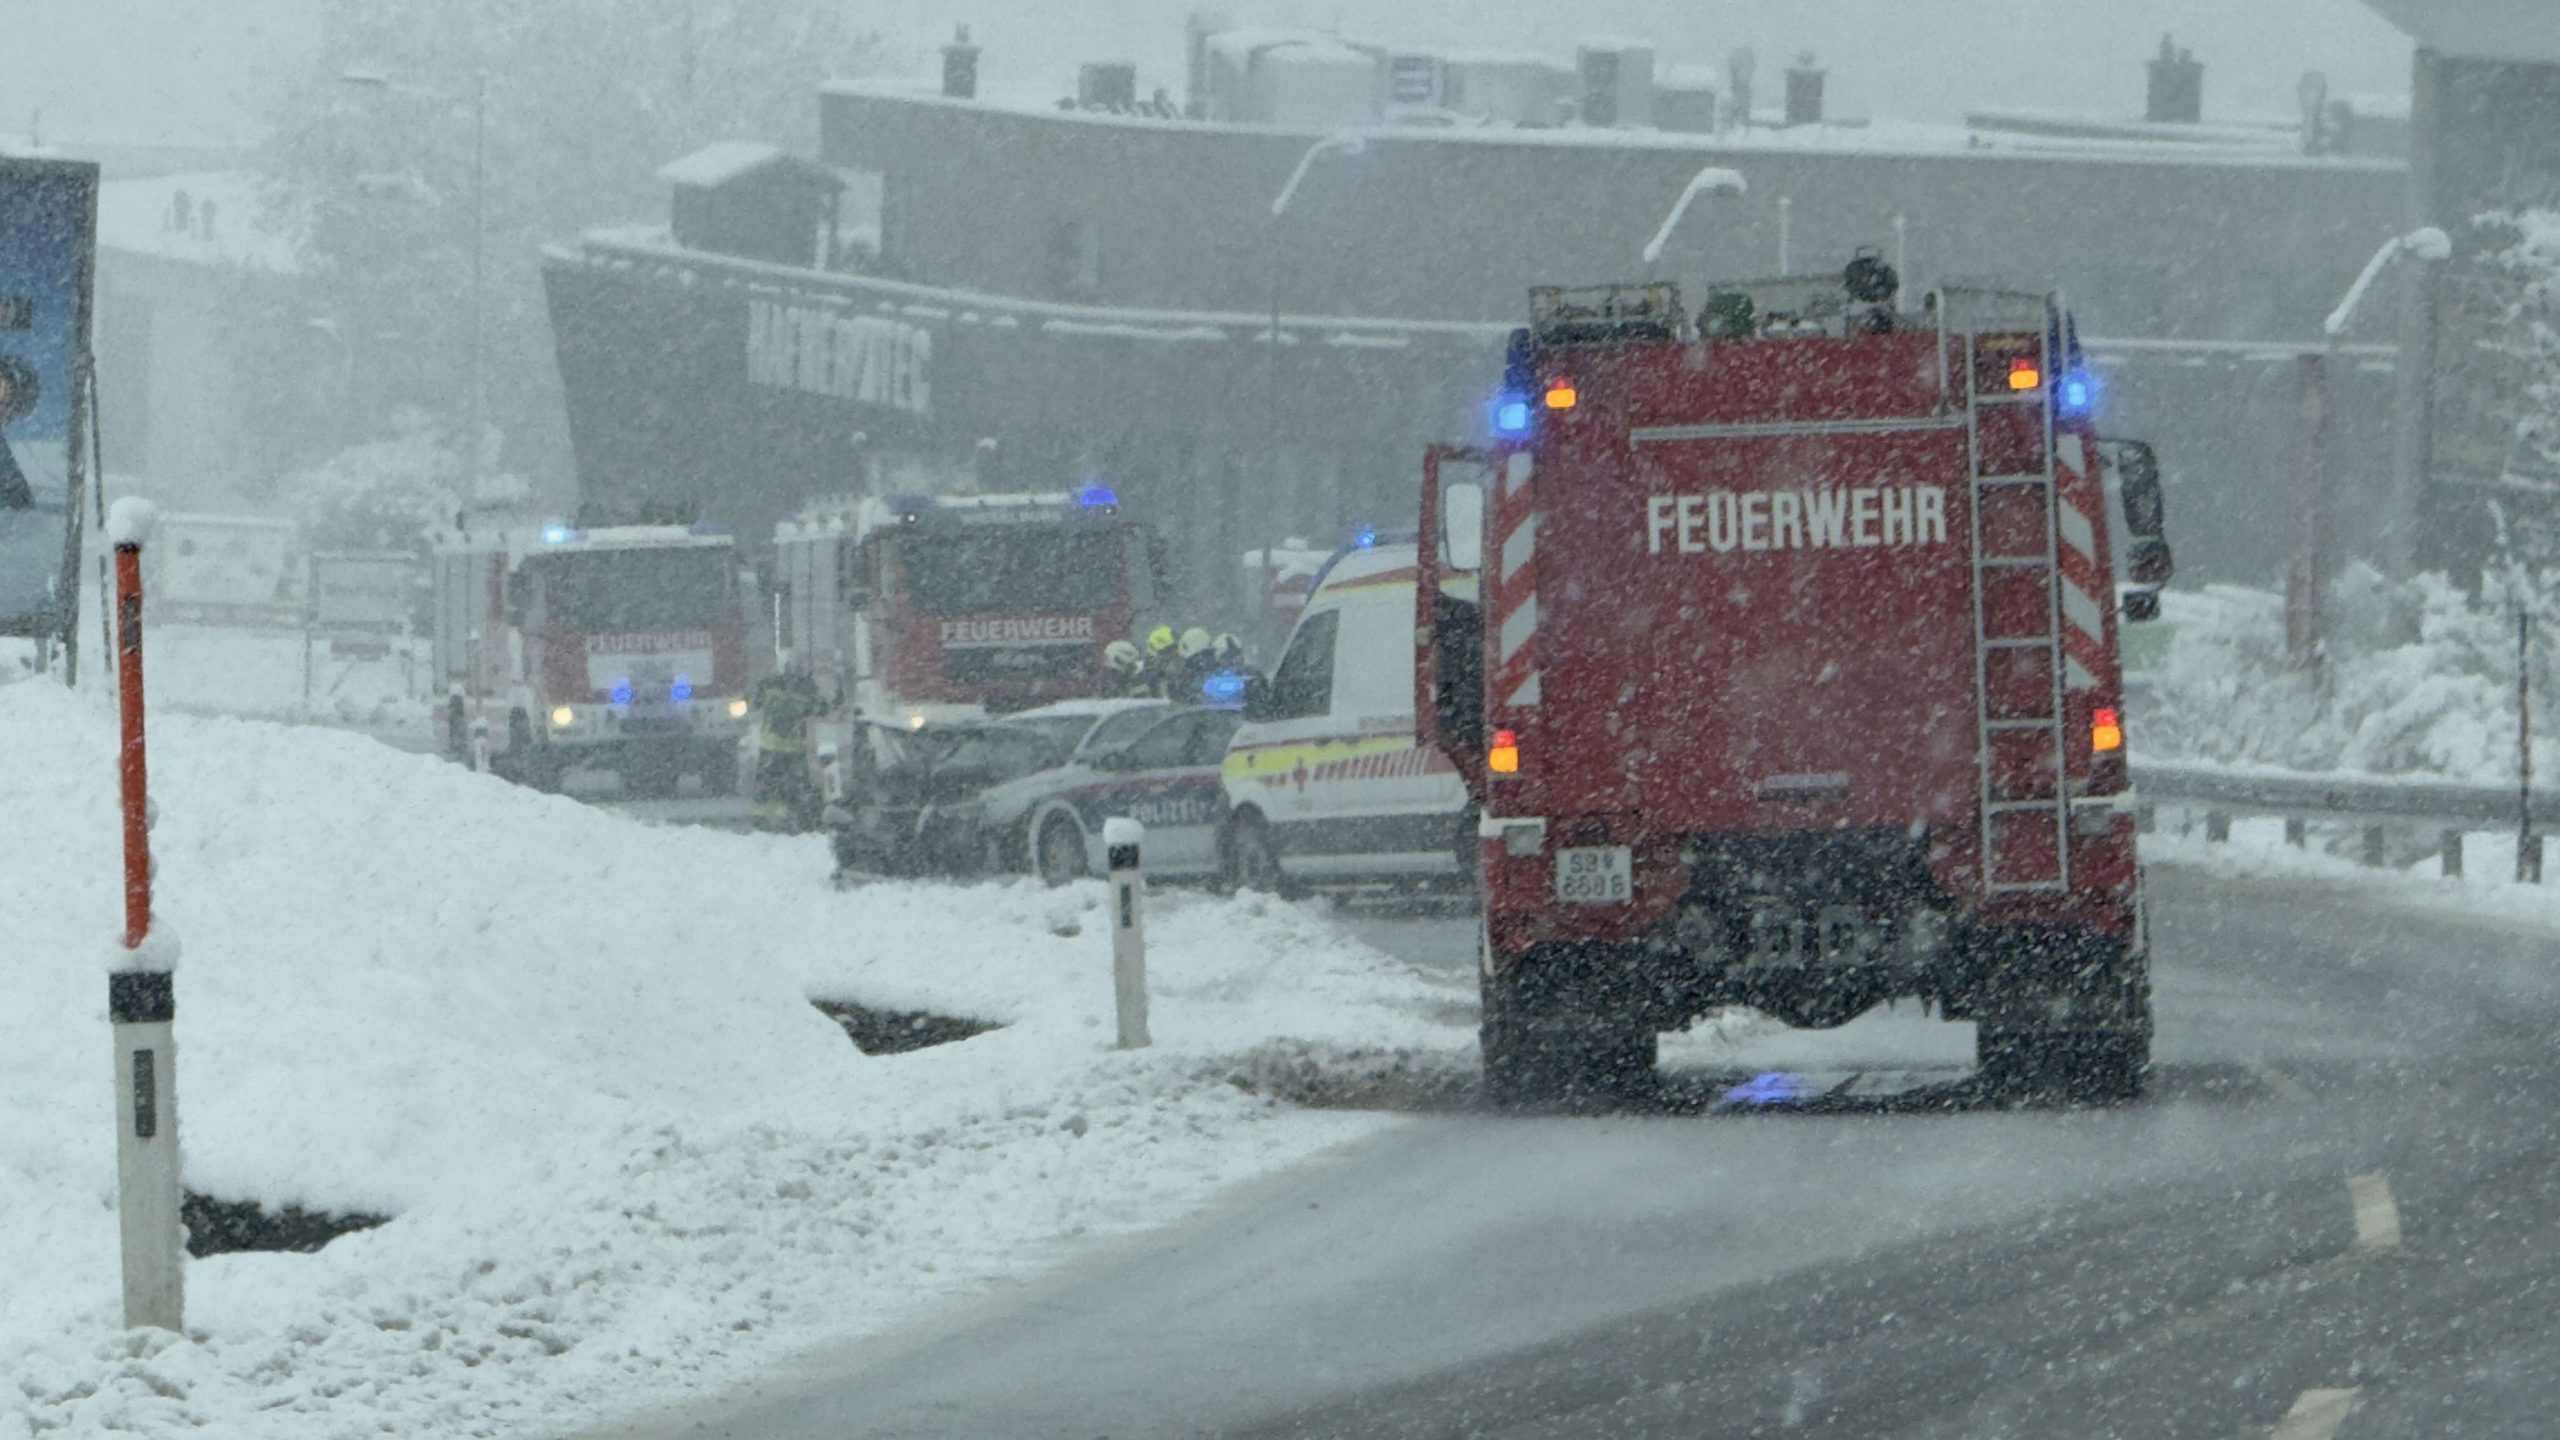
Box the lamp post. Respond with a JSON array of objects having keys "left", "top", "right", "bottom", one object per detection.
[
  {"left": 1265, "top": 130, "right": 1365, "bottom": 565},
  {"left": 1639, "top": 164, "right": 1748, "bottom": 276},
  {"left": 2290, "top": 226, "right": 2454, "bottom": 670},
  {"left": 340, "top": 68, "right": 488, "bottom": 499}
]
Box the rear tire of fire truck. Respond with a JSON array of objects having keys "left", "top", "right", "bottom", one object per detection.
[
  {"left": 1222, "top": 811, "right": 1304, "bottom": 900},
  {"left": 1479, "top": 957, "right": 1658, "bottom": 1111},
  {"left": 1973, "top": 941, "right": 2152, "bottom": 1106}
]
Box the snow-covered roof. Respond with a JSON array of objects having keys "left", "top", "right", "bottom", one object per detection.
[
  {"left": 657, "top": 141, "right": 797, "bottom": 188},
  {"left": 821, "top": 78, "right": 2405, "bottom": 173},
  {"left": 96, "top": 171, "right": 300, "bottom": 274}
]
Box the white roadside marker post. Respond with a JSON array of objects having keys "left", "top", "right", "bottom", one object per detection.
[
  {"left": 1104, "top": 817, "right": 1149, "bottom": 1049},
  {"left": 106, "top": 497, "right": 184, "bottom": 1333}
]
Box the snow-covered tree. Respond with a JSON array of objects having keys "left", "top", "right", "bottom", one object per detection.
[{"left": 261, "top": 0, "right": 882, "bottom": 500}]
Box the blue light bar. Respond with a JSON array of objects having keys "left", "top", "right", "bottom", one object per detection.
[
  {"left": 1492, "top": 394, "right": 1533, "bottom": 439},
  {"left": 671, "top": 678, "right": 693, "bottom": 702},
  {"left": 2058, "top": 367, "right": 2096, "bottom": 418},
  {"left": 1077, "top": 484, "right": 1120, "bottom": 509},
  {"left": 610, "top": 681, "right": 633, "bottom": 707},
  {"left": 1354, "top": 526, "right": 1378, "bottom": 549},
  {"left": 541, "top": 524, "right": 575, "bottom": 545},
  {"left": 1202, "top": 669, "right": 1247, "bottom": 706}
]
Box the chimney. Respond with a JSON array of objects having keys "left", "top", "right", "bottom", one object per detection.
[
  {"left": 1784, "top": 52, "right": 1825, "bottom": 126},
  {"left": 2145, "top": 35, "right": 2203, "bottom": 124},
  {"left": 942, "top": 24, "right": 980, "bottom": 100}
]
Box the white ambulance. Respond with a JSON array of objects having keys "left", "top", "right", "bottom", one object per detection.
[{"left": 1219, "top": 536, "right": 1477, "bottom": 894}]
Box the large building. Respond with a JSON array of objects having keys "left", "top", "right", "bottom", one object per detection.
[{"left": 546, "top": 24, "right": 2412, "bottom": 619}]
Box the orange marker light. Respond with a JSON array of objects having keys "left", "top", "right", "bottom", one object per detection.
[
  {"left": 1543, "top": 378, "right": 1578, "bottom": 410},
  {"left": 1489, "top": 728, "right": 1521, "bottom": 774},
  {"left": 2007, "top": 358, "right": 2043, "bottom": 392},
  {"left": 2092, "top": 707, "right": 2124, "bottom": 754}
]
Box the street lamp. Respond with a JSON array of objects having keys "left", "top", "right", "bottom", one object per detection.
[
  {"left": 1264, "top": 129, "right": 1366, "bottom": 559},
  {"left": 2289, "top": 225, "right": 2455, "bottom": 671},
  {"left": 340, "top": 68, "right": 489, "bottom": 499},
  {"left": 1640, "top": 164, "right": 1748, "bottom": 274}
]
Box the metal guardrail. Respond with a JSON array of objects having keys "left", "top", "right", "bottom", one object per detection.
[{"left": 2130, "top": 759, "right": 2546, "bottom": 880}]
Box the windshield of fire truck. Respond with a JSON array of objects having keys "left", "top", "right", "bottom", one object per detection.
[
  {"left": 891, "top": 527, "right": 1124, "bottom": 616},
  {"left": 535, "top": 546, "right": 733, "bottom": 631}
]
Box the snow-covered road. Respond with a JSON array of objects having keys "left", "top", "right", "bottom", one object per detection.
[{"left": 580, "top": 865, "right": 2560, "bottom": 1439}]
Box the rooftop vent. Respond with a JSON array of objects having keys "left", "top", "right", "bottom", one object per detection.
[{"left": 1784, "top": 52, "right": 1825, "bottom": 126}]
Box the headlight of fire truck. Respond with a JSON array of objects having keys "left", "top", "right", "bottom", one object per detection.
[
  {"left": 727, "top": 698, "right": 750, "bottom": 720},
  {"left": 550, "top": 705, "right": 576, "bottom": 729}
]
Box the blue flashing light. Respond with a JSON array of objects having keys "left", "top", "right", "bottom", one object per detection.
[
  {"left": 541, "top": 524, "right": 575, "bottom": 545},
  {"left": 671, "top": 678, "right": 694, "bottom": 702},
  {"left": 1722, "top": 1071, "right": 1807, "bottom": 1107},
  {"left": 2058, "top": 367, "right": 2096, "bottom": 418},
  {"left": 610, "top": 681, "right": 633, "bottom": 707},
  {"left": 1354, "top": 526, "right": 1378, "bottom": 550},
  {"left": 1202, "top": 669, "right": 1248, "bottom": 707},
  {"left": 1077, "top": 484, "right": 1120, "bottom": 509},
  {"left": 1492, "top": 393, "right": 1533, "bottom": 439}
]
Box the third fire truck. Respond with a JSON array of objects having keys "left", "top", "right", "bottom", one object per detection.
[
  {"left": 432, "top": 521, "right": 761, "bottom": 795},
  {"left": 1418, "top": 262, "right": 2174, "bottom": 1105}
]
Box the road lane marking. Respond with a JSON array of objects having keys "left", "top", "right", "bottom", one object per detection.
[
  {"left": 2348, "top": 1172, "right": 2402, "bottom": 1251},
  {"left": 2269, "top": 1386, "right": 2360, "bottom": 1440},
  {"left": 2247, "top": 1060, "right": 2319, "bottom": 1106}
]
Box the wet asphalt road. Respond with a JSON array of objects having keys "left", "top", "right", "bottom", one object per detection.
[{"left": 598, "top": 866, "right": 2560, "bottom": 1439}]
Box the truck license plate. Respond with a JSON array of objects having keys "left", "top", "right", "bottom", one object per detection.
[{"left": 1555, "top": 846, "right": 1632, "bottom": 905}]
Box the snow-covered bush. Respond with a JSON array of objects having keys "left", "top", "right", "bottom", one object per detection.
[{"left": 2142, "top": 575, "right": 2533, "bottom": 781}]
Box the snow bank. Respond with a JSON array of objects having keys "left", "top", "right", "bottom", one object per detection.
[
  {"left": 0, "top": 682, "right": 1466, "bottom": 1438},
  {"left": 2139, "top": 574, "right": 2530, "bottom": 783}
]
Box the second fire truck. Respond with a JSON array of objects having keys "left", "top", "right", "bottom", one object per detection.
[{"left": 1418, "top": 261, "right": 2173, "bottom": 1105}]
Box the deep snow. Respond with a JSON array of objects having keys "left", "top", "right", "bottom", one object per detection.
[{"left": 0, "top": 676, "right": 1472, "bottom": 1439}]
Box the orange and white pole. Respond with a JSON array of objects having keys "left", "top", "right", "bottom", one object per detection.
[{"left": 105, "top": 497, "right": 182, "bottom": 1332}]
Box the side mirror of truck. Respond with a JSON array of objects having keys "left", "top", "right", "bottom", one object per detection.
[
  {"left": 1442, "top": 481, "right": 1485, "bottom": 573},
  {"left": 2122, "top": 588, "right": 2162, "bottom": 624},
  {"left": 1241, "top": 673, "right": 1276, "bottom": 723},
  {"left": 2125, "top": 536, "right": 2174, "bottom": 588},
  {"left": 2101, "top": 438, "right": 2168, "bottom": 540}
]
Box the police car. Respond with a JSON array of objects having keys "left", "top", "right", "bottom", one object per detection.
[{"left": 950, "top": 705, "right": 1245, "bottom": 885}]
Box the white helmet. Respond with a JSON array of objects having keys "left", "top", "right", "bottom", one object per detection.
[
  {"left": 1212, "top": 632, "right": 1245, "bottom": 665},
  {"left": 1178, "top": 626, "right": 1213, "bottom": 659},
  {"left": 1104, "top": 639, "right": 1143, "bottom": 674}
]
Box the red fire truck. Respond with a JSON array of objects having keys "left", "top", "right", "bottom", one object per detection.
[
  {"left": 774, "top": 488, "right": 1160, "bottom": 736},
  {"left": 1418, "top": 266, "right": 2173, "bottom": 1106},
  {"left": 431, "top": 521, "right": 761, "bottom": 795}
]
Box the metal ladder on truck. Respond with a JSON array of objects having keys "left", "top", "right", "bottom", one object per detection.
[{"left": 1939, "top": 288, "right": 2071, "bottom": 895}]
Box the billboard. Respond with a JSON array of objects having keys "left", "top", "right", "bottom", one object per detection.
[{"left": 0, "top": 157, "right": 100, "bottom": 640}]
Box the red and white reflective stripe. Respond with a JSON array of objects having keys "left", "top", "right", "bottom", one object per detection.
[
  {"left": 2052, "top": 434, "right": 2108, "bottom": 693},
  {"left": 1489, "top": 452, "right": 1541, "bottom": 707}
]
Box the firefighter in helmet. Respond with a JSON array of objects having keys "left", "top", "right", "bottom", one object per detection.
[
  {"left": 1174, "top": 627, "right": 1218, "bottom": 700},
  {"left": 1141, "top": 624, "right": 1180, "bottom": 697},
  {"left": 1102, "top": 638, "right": 1149, "bottom": 697},
  {"left": 750, "top": 658, "right": 829, "bottom": 832}
]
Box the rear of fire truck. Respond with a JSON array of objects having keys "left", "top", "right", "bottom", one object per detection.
[
  {"left": 1419, "top": 265, "right": 2173, "bottom": 1107},
  {"left": 432, "top": 523, "right": 758, "bottom": 796}
]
